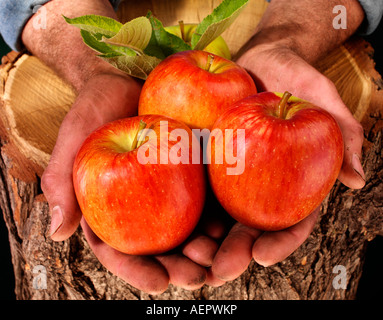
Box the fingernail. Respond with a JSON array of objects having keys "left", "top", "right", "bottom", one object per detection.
[
  {"left": 49, "top": 206, "right": 63, "bottom": 237},
  {"left": 255, "top": 259, "right": 272, "bottom": 268},
  {"left": 352, "top": 153, "right": 366, "bottom": 181}
]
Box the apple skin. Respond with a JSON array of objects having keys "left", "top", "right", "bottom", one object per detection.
[
  {"left": 164, "top": 23, "right": 231, "bottom": 60},
  {"left": 207, "top": 92, "right": 344, "bottom": 231},
  {"left": 138, "top": 50, "right": 257, "bottom": 131},
  {"left": 73, "top": 115, "right": 206, "bottom": 255}
]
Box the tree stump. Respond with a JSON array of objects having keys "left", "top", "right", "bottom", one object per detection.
[{"left": 0, "top": 0, "right": 382, "bottom": 300}]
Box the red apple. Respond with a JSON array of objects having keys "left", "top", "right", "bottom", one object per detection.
[
  {"left": 207, "top": 91, "right": 344, "bottom": 231},
  {"left": 73, "top": 115, "right": 206, "bottom": 255},
  {"left": 138, "top": 50, "right": 257, "bottom": 131}
]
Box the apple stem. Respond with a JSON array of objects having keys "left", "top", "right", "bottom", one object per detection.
[
  {"left": 178, "top": 20, "right": 185, "bottom": 42},
  {"left": 277, "top": 91, "right": 292, "bottom": 119},
  {"left": 205, "top": 54, "right": 214, "bottom": 72},
  {"left": 131, "top": 120, "right": 147, "bottom": 150}
]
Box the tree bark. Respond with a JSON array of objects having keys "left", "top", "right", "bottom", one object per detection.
[{"left": 0, "top": 0, "right": 382, "bottom": 300}]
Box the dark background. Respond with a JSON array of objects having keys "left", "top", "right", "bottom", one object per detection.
[
  {"left": 354, "top": 19, "right": 383, "bottom": 299},
  {"left": 0, "top": 35, "right": 16, "bottom": 300},
  {"left": 0, "top": 19, "right": 382, "bottom": 300}
]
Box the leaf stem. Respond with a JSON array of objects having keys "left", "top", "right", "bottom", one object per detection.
[
  {"left": 178, "top": 20, "right": 185, "bottom": 42},
  {"left": 277, "top": 91, "right": 292, "bottom": 119}
]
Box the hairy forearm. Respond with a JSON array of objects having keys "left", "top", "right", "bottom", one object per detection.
[
  {"left": 21, "top": 0, "right": 120, "bottom": 92},
  {"left": 244, "top": 0, "right": 365, "bottom": 64}
]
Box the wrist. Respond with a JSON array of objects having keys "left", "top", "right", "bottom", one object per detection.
[
  {"left": 238, "top": 0, "right": 365, "bottom": 65},
  {"left": 21, "top": 0, "right": 120, "bottom": 92}
]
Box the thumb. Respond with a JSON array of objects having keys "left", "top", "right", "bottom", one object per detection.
[
  {"left": 42, "top": 165, "right": 82, "bottom": 242},
  {"left": 306, "top": 84, "right": 366, "bottom": 190},
  {"left": 41, "top": 111, "right": 85, "bottom": 241},
  {"left": 335, "top": 113, "right": 366, "bottom": 189}
]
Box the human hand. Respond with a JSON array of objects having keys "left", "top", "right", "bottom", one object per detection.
[
  {"left": 42, "top": 71, "right": 142, "bottom": 241},
  {"left": 22, "top": 0, "right": 225, "bottom": 294},
  {"left": 210, "top": 41, "right": 366, "bottom": 282},
  {"left": 41, "top": 70, "right": 227, "bottom": 293}
]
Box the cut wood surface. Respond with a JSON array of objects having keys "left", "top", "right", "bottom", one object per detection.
[{"left": 0, "top": 0, "right": 382, "bottom": 299}]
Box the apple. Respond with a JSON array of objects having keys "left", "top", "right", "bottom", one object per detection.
[
  {"left": 73, "top": 114, "right": 206, "bottom": 255},
  {"left": 164, "top": 22, "right": 231, "bottom": 59},
  {"left": 138, "top": 50, "right": 257, "bottom": 131},
  {"left": 206, "top": 91, "right": 344, "bottom": 231}
]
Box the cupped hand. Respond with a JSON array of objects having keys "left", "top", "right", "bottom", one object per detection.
[
  {"left": 210, "top": 43, "right": 366, "bottom": 282},
  {"left": 236, "top": 43, "right": 366, "bottom": 190},
  {"left": 41, "top": 70, "right": 221, "bottom": 294}
]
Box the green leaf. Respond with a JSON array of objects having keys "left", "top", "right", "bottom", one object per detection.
[
  {"left": 100, "top": 54, "right": 162, "bottom": 80},
  {"left": 144, "top": 30, "right": 167, "bottom": 60},
  {"left": 68, "top": 14, "right": 162, "bottom": 79},
  {"left": 63, "top": 15, "right": 122, "bottom": 38},
  {"left": 80, "top": 30, "right": 119, "bottom": 55},
  {"left": 101, "top": 17, "right": 153, "bottom": 56},
  {"left": 81, "top": 30, "right": 136, "bottom": 57},
  {"left": 191, "top": 0, "right": 249, "bottom": 50},
  {"left": 146, "top": 11, "right": 191, "bottom": 57}
]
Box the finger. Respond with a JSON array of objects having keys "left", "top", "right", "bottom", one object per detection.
[
  {"left": 304, "top": 79, "right": 366, "bottom": 190},
  {"left": 201, "top": 217, "right": 227, "bottom": 240},
  {"left": 155, "top": 254, "right": 207, "bottom": 290},
  {"left": 205, "top": 268, "right": 226, "bottom": 287},
  {"left": 212, "top": 223, "right": 262, "bottom": 281},
  {"left": 252, "top": 207, "right": 320, "bottom": 267},
  {"left": 271, "top": 60, "right": 366, "bottom": 190},
  {"left": 336, "top": 115, "right": 366, "bottom": 189},
  {"left": 43, "top": 75, "right": 140, "bottom": 241},
  {"left": 81, "top": 218, "right": 169, "bottom": 295},
  {"left": 199, "top": 193, "right": 234, "bottom": 240},
  {"left": 182, "top": 234, "right": 219, "bottom": 267},
  {"left": 42, "top": 108, "right": 94, "bottom": 241}
]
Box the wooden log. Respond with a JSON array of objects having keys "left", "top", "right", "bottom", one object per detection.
[{"left": 0, "top": 0, "right": 382, "bottom": 300}]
